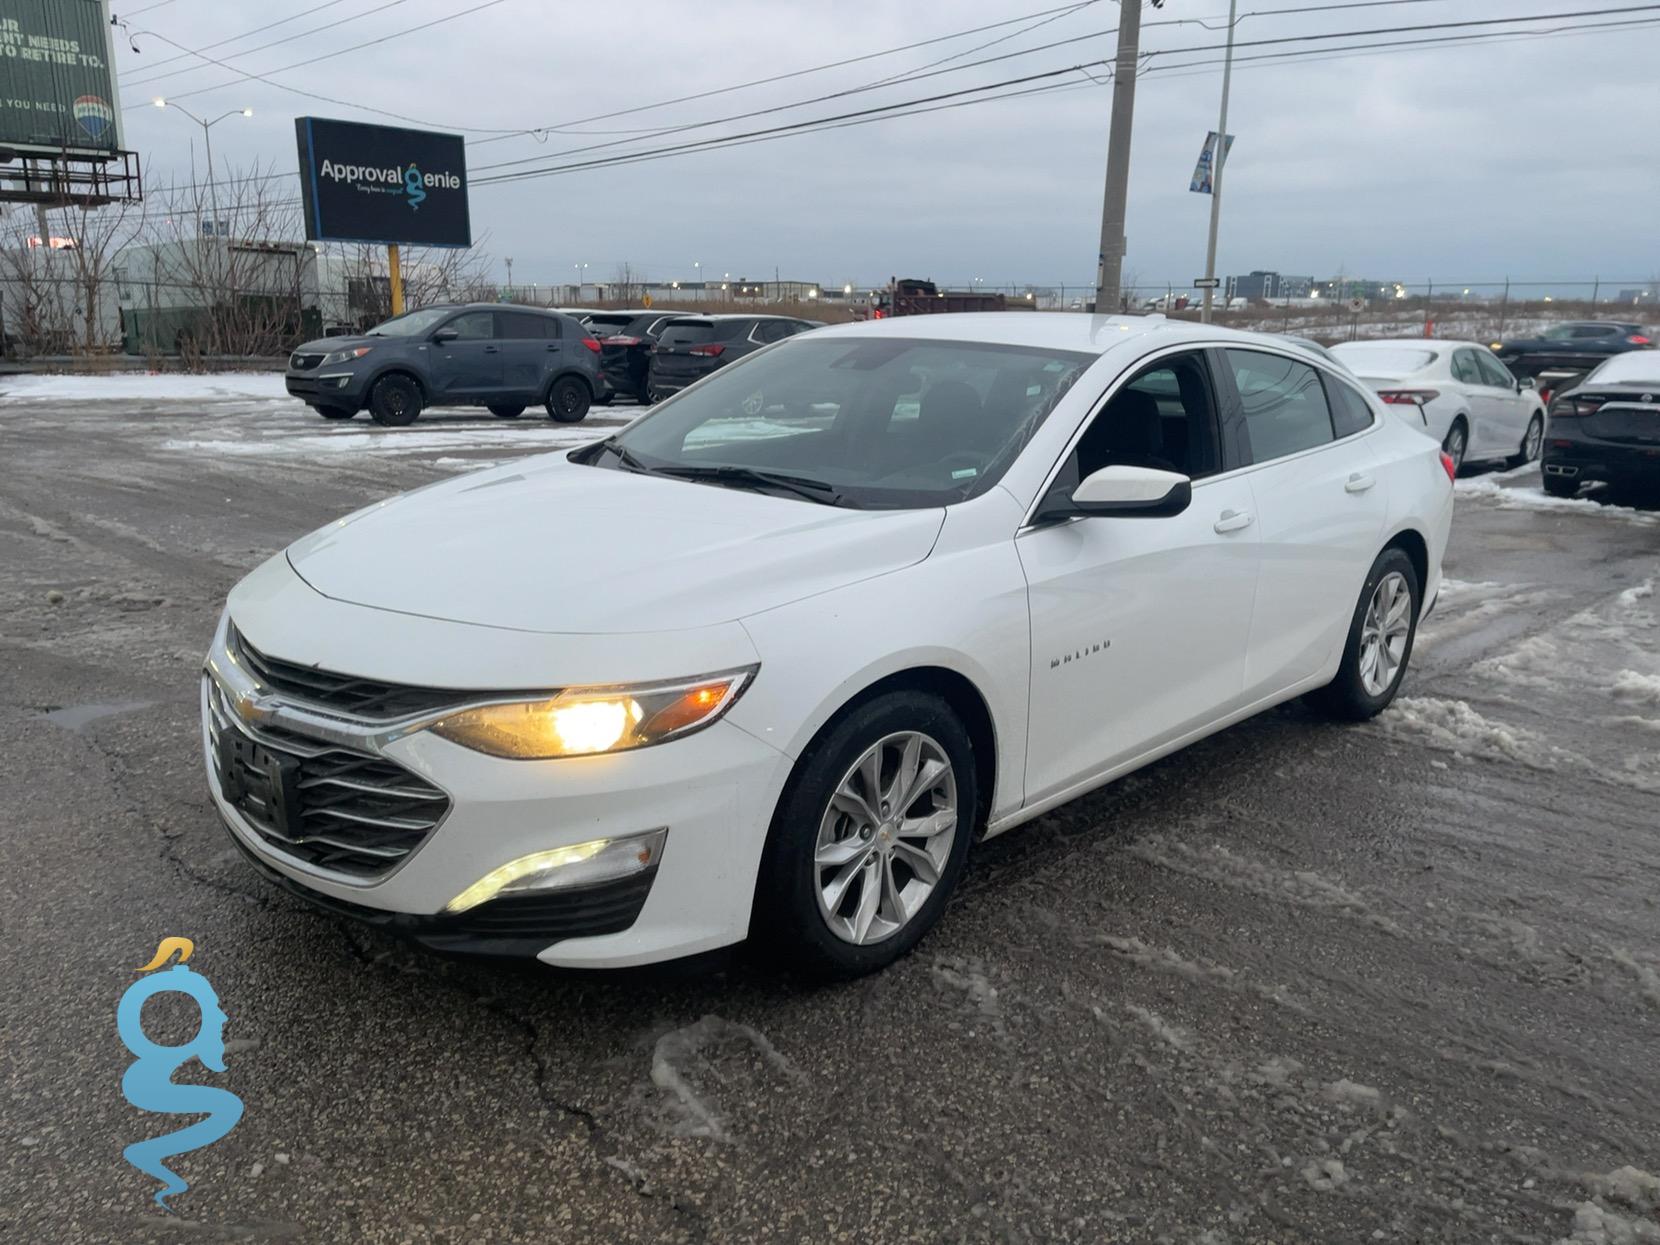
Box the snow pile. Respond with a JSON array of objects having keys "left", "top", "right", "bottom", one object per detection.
[
  {"left": 1382, "top": 697, "right": 1562, "bottom": 769},
  {"left": 1619, "top": 581, "right": 1655, "bottom": 608},
  {"left": 1612, "top": 671, "right": 1660, "bottom": 708},
  {"left": 1561, "top": 1167, "right": 1660, "bottom": 1244},
  {"left": 0, "top": 371, "right": 288, "bottom": 402},
  {"left": 1456, "top": 477, "right": 1658, "bottom": 525}
]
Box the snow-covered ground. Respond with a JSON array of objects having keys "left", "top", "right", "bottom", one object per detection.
[{"left": 0, "top": 370, "right": 289, "bottom": 403}]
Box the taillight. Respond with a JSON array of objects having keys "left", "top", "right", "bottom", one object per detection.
[
  {"left": 580, "top": 337, "right": 601, "bottom": 353},
  {"left": 1537, "top": 388, "right": 1551, "bottom": 406},
  {"left": 690, "top": 343, "right": 726, "bottom": 357},
  {"left": 1378, "top": 389, "right": 1439, "bottom": 405},
  {"left": 1628, "top": 335, "right": 1652, "bottom": 345},
  {"left": 1439, "top": 451, "right": 1457, "bottom": 481},
  {"left": 603, "top": 336, "right": 641, "bottom": 347},
  {"left": 1551, "top": 395, "right": 1606, "bottom": 418}
]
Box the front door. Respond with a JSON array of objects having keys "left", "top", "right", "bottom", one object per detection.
[
  {"left": 432, "top": 310, "right": 501, "bottom": 400},
  {"left": 1018, "top": 349, "right": 1260, "bottom": 804}
]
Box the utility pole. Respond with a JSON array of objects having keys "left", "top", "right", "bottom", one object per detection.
[
  {"left": 1200, "top": 0, "right": 1239, "bottom": 324},
  {"left": 1093, "top": 0, "right": 1146, "bottom": 315}
]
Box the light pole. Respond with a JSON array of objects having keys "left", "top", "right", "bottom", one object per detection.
[
  {"left": 154, "top": 98, "right": 252, "bottom": 237},
  {"left": 573, "top": 262, "right": 588, "bottom": 299},
  {"left": 1199, "top": 0, "right": 1238, "bottom": 325},
  {"left": 694, "top": 260, "right": 701, "bottom": 289}
]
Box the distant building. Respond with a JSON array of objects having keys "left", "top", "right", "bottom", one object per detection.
[
  {"left": 1616, "top": 288, "right": 1655, "bottom": 305},
  {"left": 1223, "top": 270, "right": 1316, "bottom": 302}
]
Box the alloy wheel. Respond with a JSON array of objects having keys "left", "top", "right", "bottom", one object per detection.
[
  {"left": 1445, "top": 426, "right": 1466, "bottom": 472},
  {"left": 1524, "top": 417, "right": 1543, "bottom": 462},
  {"left": 1359, "top": 571, "right": 1412, "bottom": 697},
  {"left": 813, "top": 731, "right": 958, "bottom": 946}
]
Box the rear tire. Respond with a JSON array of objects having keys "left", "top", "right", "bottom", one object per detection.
[
  {"left": 545, "top": 375, "right": 591, "bottom": 423},
  {"left": 1508, "top": 413, "right": 1544, "bottom": 468},
  {"left": 314, "top": 405, "right": 356, "bottom": 421},
  {"left": 1542, "top": 473, "right": 1579, "bottom": 499},
  {"left": 1442, "top": 419, "right": 1468, "bottom": 475},
  {"left": 368, "top": 374, "right": 422, "bottom": 427},
  {"left": 488, "top": 404, "right": 525, "bottom": 419},
  {"left": 750, "top": 691, "right": 977, "bottom": 979},
  {"left": 1308, "top": 547, "right": 1421, "bottom": 721}
]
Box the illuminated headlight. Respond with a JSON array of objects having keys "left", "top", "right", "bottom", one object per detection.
[
  {"left": 428, "top": 667, "right": 757, "bottom": 759},
  {"left": 444, "top": 829, "right": 667, "bottom": 913},
  {"left": 320, "top": 345, "right": 373, "bottom": 365}
]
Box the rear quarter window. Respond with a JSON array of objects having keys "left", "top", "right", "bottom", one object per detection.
[
  {"left": 659, "top": 322, "right": 717, "bottom": 346},
  {"left": 1326, "top": 378, "right": 1376, "bottom": 437}
]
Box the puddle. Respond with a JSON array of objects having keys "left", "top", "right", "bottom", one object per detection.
[{"left": 42, "top": 701, "right": 154, "bottom": 731}]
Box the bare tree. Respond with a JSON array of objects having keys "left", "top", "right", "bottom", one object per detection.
[
  {"left": 333, "top": 241, "right": 496, "bottom": 328},
  {"left": 0, "top": 199, "right": 139, "bottom": 356}
]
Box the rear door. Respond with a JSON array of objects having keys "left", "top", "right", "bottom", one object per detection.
[
  {"left": 431, "top": 310, "right": 501, "bottom": 400},
  {"left": 1473, "top": 348, "right": 1531, "bottom": 452},
  {"left": 1451, "top": 347, "right": 1506, "bottom": 455},
  {"left": 1221, "top": 347, "right": 1390, "bottom": 698},
  {"left": 495, "top": 310, "right": 559, "bottom": 401}
]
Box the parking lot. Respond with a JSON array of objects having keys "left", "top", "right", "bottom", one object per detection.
[{"left": 3, "top": 385, "right": 1658, "bottom": 1244}]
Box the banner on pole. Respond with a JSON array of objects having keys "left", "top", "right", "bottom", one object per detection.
[{"left": 1189, "top": 131, "right": 1235, "bottom": 195}]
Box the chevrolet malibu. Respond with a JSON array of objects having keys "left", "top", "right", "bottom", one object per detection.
[{"left": 204, "top": 315, "right": 1454, "bottom": 977}]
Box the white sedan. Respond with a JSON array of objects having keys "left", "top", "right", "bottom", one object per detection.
[
  {"left": 203, "top": 315, "right": 1454, "bottom": 977},
  {"left": 1331, "top": 337, "right": 1547, "bottom": 473}
]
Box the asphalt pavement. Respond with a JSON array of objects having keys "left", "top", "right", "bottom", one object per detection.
[{"left": 2, "top": 390, "right": 1657, "bottom": 1244}]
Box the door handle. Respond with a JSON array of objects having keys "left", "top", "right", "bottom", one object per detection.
[
  {"left": 1345, "top": 472, "right": 1376, "bottom": 493},
  {"left": 1213, "top": 509, "right": 1254, "bottom": 534},
  {"left": 546, "top": 343, "right": 560, "bottom": 351},
  {"left": 483, "top": 345, "right": 499, "bottom": 353}
]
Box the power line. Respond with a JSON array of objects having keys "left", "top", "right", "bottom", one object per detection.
[
  {"left": 117, "top": 0, "right": 357, "bottom": 81},
  {"left": 120, "top": 0, "right": 516, "bottom": 113},
  {"left": 124, "top": 0, "right": 417, "bottom": 90}
]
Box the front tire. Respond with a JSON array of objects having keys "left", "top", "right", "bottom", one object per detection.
[
  {"left": 1308, "top": 548, "right": 1421, "bottom": 721},
  {"left": 1508, "top": 413, "right": 1544, "bottom": 468},
  {"left": 545, "top": 375, "right": 591, "bottom": 423},
  {"left": 313, "top": 405, "right": 356, "bottom": 420},
  {"left": 488, "top": 404, "right": 525, "bottom": 419},
  {"left": 368, "top": 374, "right": 423, "bottom": 427},
  {"left": 751, "top": 691, "right": 977, "bottom": 978}
]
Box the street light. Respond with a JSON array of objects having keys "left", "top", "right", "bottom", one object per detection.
[
  {"left": 694, "top": 260, "right": 701, "bottom": 287},
  {"left": 153, "top": 98, "right": 252, "bottom": 236}
]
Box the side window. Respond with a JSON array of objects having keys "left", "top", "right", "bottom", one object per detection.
[
  {"left": 1571, "top": 325, "right": 1610, "bottom": 339},
  {"left": 1450, "top": 350, "right": 1483, "bottom": 385},
  {"left": 1326, "top": 377, "right": 1376, "bottom": 438},
  {"left": 752, "top": 320, "right": 789, "bottom": 344},
  {"left": 1073, "top": 351, "right": 1222, "bottom": 482},
  {"left": 1226, "top": 349, "right": 1335, "bottom": 463},
  {"left": 446, "top": 311, "right": 495, "bottom": 340},
  {"left": 498, "top": 311, "right": 552, "bottom": 340},
  {"left": 1475, "top": 351, "right": 1513, "bottom": 388}
]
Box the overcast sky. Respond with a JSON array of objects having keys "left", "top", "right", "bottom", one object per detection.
[{"left": 110, "top": 0, "right": 1660, "bottom": 292}]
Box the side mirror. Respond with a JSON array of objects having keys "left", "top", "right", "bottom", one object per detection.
[
  {"left": 1517, "top": 376, "right": 1535, "bottom": 392},
  {"left": 1036, "top": 464, "right": 1193, "bottom": 523},
  {"left": 432, "top": 327, "right": 458, "bottom": 344}
]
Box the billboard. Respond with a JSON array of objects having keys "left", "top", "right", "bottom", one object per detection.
[
  {"left": 295, "top": 117, "right": 471, "bottom": 249},
  {"left": 0, "top": 0, "right": 123, "bottom": 155}
]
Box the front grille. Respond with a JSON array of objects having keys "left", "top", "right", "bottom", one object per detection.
[
  {"left": 232, "top": 627, "right": 470, "bottom": 720},
  {"left": 208, "top": 683, "right": 449, "bottom": 878},
  {"left": 291, "top": 352, "right": 324, "bottom": 371}
]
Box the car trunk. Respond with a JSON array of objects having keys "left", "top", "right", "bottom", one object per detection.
[
  {"left": 1583, "top": 396, "right": 1660, "bottom": 445},
  {"left": 652, "top": 321, "right": 726, "bottom": 388}
]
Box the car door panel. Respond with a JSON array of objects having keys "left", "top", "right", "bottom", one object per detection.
[
  {"left": 432, "top": 311, "right": 500, "bottom": 399},
  {"left": 1017, "top": 482, "right": 1260, "bottom": 803},
  {"left": 496, "top": 311, "right": 559, "bottom": 400},
  {"left": 1221, "top": 348, "right": 1390, "bottom": 696}
]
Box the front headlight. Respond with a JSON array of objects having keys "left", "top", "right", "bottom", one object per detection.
[
  {"left": 428, "top": 667, "right": 757, "bottom": 759},
  {"left": 320, "top": 345, "right": 373, "bottom": 366}
]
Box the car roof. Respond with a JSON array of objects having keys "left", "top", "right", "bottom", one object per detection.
[
  {"left": 665, "top": 313, "right": 799, "bottom": 321},
  {"left": 805, "top": 311, "right": 1342, "bottom": 358},
  {"left": 1331, "top": 337, "right": 1464, "bottom": 350}
]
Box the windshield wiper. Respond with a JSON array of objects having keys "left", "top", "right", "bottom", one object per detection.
[
  {"left": 652, "top": 463, "right": 845, "bottom": 506},
  {"left": 598, "top": 438, "right": 651, "bottom": 472}
]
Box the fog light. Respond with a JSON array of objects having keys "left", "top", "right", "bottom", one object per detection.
[{"left": 443, "top": 828, "right": 667, "bottom": 914}]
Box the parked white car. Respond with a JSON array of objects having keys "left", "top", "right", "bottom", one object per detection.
[
  {"left": 1331, "top": 338, "right": 1547, "bottom": 472},
  {"left": 204, "top": 315, "right": 1454, "bottom": 977}
]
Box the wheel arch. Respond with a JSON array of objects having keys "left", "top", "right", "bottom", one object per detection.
[
  {"left": 367, "top": 365, "right": 430, "bottom": 401},
  {"left": 786, "top": 664, "right": 999, "bottom": 836},
  {"left": 545, "top": 368, "right": 596, "bottom": 400},
  {"left": 1382, "top": 526, "right": 1429, "bottom": 606}
]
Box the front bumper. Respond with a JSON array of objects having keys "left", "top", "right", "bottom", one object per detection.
[
  {"left": 285, "top": 370, "right": 368, "bottom": 406},
  {"left": 201, "top": 605, "right": 794, "bottom": 968}
]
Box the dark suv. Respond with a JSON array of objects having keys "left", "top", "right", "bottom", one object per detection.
[
  {"left": 286, "top": 304, "right": 606, "bottom": 426},
  {"left": 645, "top": 314, "right": 816, "bottom": 400}
]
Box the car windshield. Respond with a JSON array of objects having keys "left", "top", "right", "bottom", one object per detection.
[
  {"left": 1584, "top": 351, "right": 1660, "bottom": 385},
  {"left": 365, "top": 308, "right": 453, "bottom": 337},
  {"left": 1331, "top": 345, "right": 1437, "bottom": 373},
  {"left": 593, "top": 336, "right": 1094, "bottom": 509}
]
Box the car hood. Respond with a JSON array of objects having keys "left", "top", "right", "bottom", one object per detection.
[
  {"left": 285, "top": 456, "right": 946, "bottom": 633},
  {"left": 293, "top": 335, "right": 377, "bottom": 354}
]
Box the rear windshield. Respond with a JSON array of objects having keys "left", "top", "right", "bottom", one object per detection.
[
  {"left": 582, "top": 312, "right": 637, "bottom": 330},
  {"left": 1584, "top": 351, "right": 1660, "bottom": 386},
  {"left": 1331, "top": 345, "right": 1436, "bottom": 373},
  {"left": 659, "top": 321, "right": 718, "bottom": 346}
]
